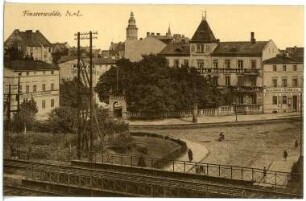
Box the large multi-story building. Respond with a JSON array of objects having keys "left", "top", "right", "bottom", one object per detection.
[
  {"left": 160, "top": 16, "right": 283, "bottom": 113},
  {"left": 4, "top": 29, "right": 53, "bottom": 64},
  {"left": 262, "top": 51, "right": 303, "bottom": 113},
  {"left": 4, "top": 59, "right": 60, "bottom": 120}
]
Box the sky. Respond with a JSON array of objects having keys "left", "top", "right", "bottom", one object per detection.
[{"left": 4, "top": 4, "right": 304, "bottom": 50}]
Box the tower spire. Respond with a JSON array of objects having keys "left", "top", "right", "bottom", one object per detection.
[
  {"left": 202, "top": 11, "right": 207, "bottom": 20},
  {"left": 126, "top": 11, "right": 138, "bottom": 40},
  {"left": 167, "top": 22, "right": 172, "bottom": 37}
]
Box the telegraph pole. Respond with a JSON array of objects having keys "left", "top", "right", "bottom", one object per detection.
[
  {"left": 77, "top": 32, "right": 81, "bottom": 159},
  {"left": 74, "top": 31, "right": 98, "bottom": 161},
  {"left": 17, "top": 73, "right": 21, "bottom": 112},
  {"left": 89, "top": 31, "right": 94, "bottom": 161},
  {"left": 300, "top": 91, "right": 303, "bottom": 157}
]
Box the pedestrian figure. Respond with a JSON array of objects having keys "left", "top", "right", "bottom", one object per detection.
[
  {"left": 263, "top": 166, "right": 267, "bottom": 183},
  {"left": 27, "top": 146, "right": 32, "bottom": 160},
  {"left": 283, "top": 150, "right": 288, "bottom": 161},
  {"left": 218, "top": 132, "right": 225, "bottom": 141},
  {"left": 188, "top": 149, "right": 193, "bottom": 162},
  {"left": 295, "top": 140, "right": 299, "bottom": 148}
]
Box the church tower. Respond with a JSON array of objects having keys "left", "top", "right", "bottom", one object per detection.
[{"left": 126, "top": 11, "right": 138, "bottom": 40}]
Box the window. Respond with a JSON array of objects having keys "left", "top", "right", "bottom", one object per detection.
[
  {"left": 224, "top": 60, "right": 231, "bottom": 69},
  {"left": 26, "top": 72, "right": 30, "bottom": 76},
  {"left": 205, "top": 45, "right": 210, "bottom": 52},
  {"left": 250, "top": 78, "right": 256, "bottom": 87},
  {"left": 174, "top": 59, "right": 179, "bottom": 68},
  {"left": 225, "top": 76, "right": 231, "bottom": 86},
  {"left": 293, "top": 65, "right": 297, "bottom": 71},
  {"left": 197, "top": 60, "right": 204, "bottom": 69},
  {"left": 26, "top": 85, "right": 29, "bottom": 93},
  {"left": 42, "top": 100, "right": 46, "bottom": 109},
  {"left": 33, "top": 85, "right": 37, "bottom": 92},
  {"left": 51, "top": 99, "right": 55, "bottom": 107},
  {"left": 19, "top": 85, "right": 22, "bottom": 92},
  {"left": 183, "top": 59, "right": 189, "bottom": 67},
  {"left": 213, "top": 60, "right": 218, "bottom": 69},
  {"left": 251, "top": 95, "right": 257, "bottom": 104},
  {"left": 42, "top": 84, "right": 46, "bottom": 91},
  {"left": 273, "top": 96, "right": 277, "bottom": 105},
  {"left": 51, "top": 83, "right": 55, "bottom": 91},
  {"left": 251, "top": 60, "right": 257, "bottom": 69},
  {"left": 283, "top": 65, "right": 286, "bottom": 71},
  {"left": 282, "top": 78, "right": 287, "bottom": 87},
  {"left": 51, "top": 71, "right": 54, "bottom": 74},
  {"left": 238, "top": 96, "right": 244, "bottom": 104},
  {"left": 292, "top": 78, "right": 298, "bottom": 87},
  {"left": 238, "top": 60, "right": 243, "bottom": 69},
  {"left": 43, "top": 71, "right": 46, "bottom": 75},
  {"left": 283, "top": 96, "right": 287, "bottom": 104},
  {"left": 272, "top": 78, "right": 277, "bottom": 87},
  {"left": 273, "top": 65, "right": 277, "bottom": 71},
  {"left": 196, "top": 44, "right": 204, "bottom": 53},
  {"left": 237, "top": 76, "right": 243, "bottom": 86},
  {"left": 213, "top": 77, "right": 218, "bottom": 86}
]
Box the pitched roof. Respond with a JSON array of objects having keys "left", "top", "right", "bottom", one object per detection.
[
  {"left": 4, "top": 59, "right": 59, "bottom": 71},
  {"left": 58, "top": 55, "right": 116, "bottom": 65},
  {"left": 190, "top": 19, "right": 217, "bottom": 43},
  {"left": 159, "top": 42, "right": 190, "bottom": 56},
  {"left": 5, "top": 29, "right": 52, "bottom": 47},
  {"left": 263, "top": 55, "right": 303, "bottom": 64},
  {"left": 211, "top": 41, "right": 269, "bottom": 57}
]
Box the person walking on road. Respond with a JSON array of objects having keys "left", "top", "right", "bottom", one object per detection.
[
  {"left": 188, "top": 149, "right": 193, "bottom": 162},
  {"left": 263, "top": 166, "right": 267, "bottom": 183},
  {"left": 283, "top": 150, "right": 288, "bottom": 161}
]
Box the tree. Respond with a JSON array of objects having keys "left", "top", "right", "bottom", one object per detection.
[
  {"left": 95, "top": 54, "right": 231, "bottom": 115},
  {"left": 48, "top": 106, "right": 77, "bottom": 134},
  {"left": 13, "top": 98, "right": 38, "bottom": 134}
]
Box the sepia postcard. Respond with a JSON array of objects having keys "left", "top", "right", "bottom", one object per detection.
[{"left": 2, "top": 3, "right": 304, "bottom": 199}]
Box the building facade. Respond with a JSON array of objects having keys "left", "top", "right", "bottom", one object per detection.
[
  {"left": 5, "top": 29, "right": 53, "bottom": 64},
  {"left": 160, "top": 17, "right": 283, "bottom": 113},
  {"left": 58, "top": 57, "right": 116, "bottom": 106},
  {"left": 263, "top": 54, "right": 303, "bottom": 113},
  {"left": 4, "top": 59, "right": 60, "bottom": 120}
]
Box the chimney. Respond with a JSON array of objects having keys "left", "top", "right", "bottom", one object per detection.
[
  {"left": 151, "top": 32, "right": 155, "bottom": 36},
  {"left": 250, "top": 32, "right": 256, "bottom": 43},
  {"left": 147, "top": 32, "right": 150, "bottom": 36},
  {"left": 157, "top": 33, "right": 160, "bottom": 36}
]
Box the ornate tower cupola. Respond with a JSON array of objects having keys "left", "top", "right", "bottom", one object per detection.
[{"left": 126, "top": 11, "right": 138, "bottom": 40}]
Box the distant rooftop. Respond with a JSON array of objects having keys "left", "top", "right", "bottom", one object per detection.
[
  {"left": 159, "top": 42, "right": 190, "bottom": 56},
  {"left": 211, "top": 41, "right": 270, "bottom": 57},
  {"left": 4, "top": 59, "right": 59, "bottom": 71},
  {"left": 5, "top": 29, "right": 52, "bottom": 47}
]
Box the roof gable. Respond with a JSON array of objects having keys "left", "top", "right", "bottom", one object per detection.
[{"left": 190, "top": 19, "right": 217, "bottom": 43}]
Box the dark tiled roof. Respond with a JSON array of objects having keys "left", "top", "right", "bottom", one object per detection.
[
  {"left": 285, "top": 47, "right": 304, "bottom": 62},
  {"left": 5, "top": 29, "right": 52, "bottom": 47},
  {"left": 211, "top": 41, "right": 269, "bottom": 57},
  {"left": 190, "top": 19, "right": 217, "bottom": 43},
  {"left": 263, "top": 55, "right": 303, "bottom": 64},
  {"left": 58, "top": 55, "right": 77, "bottom": 63},
  {"left": 109, "top": 42, "right": 125, "bottom": 52},
  {"left": 159, "top": 42, "right": 190, "bottom": 56},
  {"left": 4, "top": 59, "right": 59, "bottom": 71}
]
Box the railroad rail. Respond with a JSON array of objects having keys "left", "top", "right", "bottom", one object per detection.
[{"left": 4, "top": 159, "right": 302, "bottom": 198}]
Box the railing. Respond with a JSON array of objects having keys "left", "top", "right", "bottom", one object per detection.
[
  {"left": 23, "top": 164, "right": 245, "bottom": 197},
  {"left": 232, "top": 86, "right": 263, "bottom": 93},
  {"left": 75, "top": 152, "right": 296, "bottom": 188},
  {"left": 5, "top": 147, "right": 298, "bottom": 188}
]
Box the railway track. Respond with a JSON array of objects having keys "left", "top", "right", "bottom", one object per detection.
[{"left": 4, "top": 158, "right": 302, "bottom": 198}]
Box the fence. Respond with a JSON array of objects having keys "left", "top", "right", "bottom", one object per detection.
[
  {"left": 5, "top": 145, "right": 299, "bottom": 188},
  {"left": 125, "top": 105, "right": 263, "bottom": 119}
]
